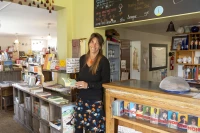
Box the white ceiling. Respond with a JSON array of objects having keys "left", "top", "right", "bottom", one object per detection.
[
  {"left": 1, "top": 1, "right": 200, "bottom": 39},
  {"left": 0, "top": 1, "right": 57, "bottom": 39}
]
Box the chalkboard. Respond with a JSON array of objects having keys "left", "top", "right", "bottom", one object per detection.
[{"left": 94, "top": 0, "right": 200, "bottom": 27}]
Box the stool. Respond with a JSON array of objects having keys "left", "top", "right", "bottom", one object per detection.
[{"left": 0, "top": 86, "right": 13, "bottom": 111}]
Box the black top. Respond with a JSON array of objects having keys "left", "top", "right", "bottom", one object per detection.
[{"left": 77, "top": 54, "right": 110, "bottom": 101}]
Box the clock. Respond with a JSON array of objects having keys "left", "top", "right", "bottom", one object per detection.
[{"left": 154, "top": 6, "right": 164, "bottom": 16}]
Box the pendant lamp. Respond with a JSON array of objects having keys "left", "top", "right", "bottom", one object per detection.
[{"left": 166, "top": 21, "right": 176, "bottom": 32}]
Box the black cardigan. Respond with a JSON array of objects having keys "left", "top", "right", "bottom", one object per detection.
[{"left": 76, "top": 54, "right": 110, "bottom": 100}]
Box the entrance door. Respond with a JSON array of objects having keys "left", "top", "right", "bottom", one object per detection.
[{"left": 130, "top": 41, "right": 141, "bottom": 80}]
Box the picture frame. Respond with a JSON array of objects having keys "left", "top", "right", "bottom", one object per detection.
[
  {"left": 171, "top": 36, "right": 188, "bottom": 50},
  {"left": 149, "top": 44, "right": 168, "bottom": 71}
]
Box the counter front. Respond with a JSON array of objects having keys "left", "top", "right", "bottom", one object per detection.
[{"left": 103, "top": 80, "right": 200, "bottom": 133}]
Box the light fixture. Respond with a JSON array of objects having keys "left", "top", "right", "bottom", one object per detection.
[
  {"left": 14, "top": 33, "right": 19, "bottom": 44},
  {"left": 166, "top": 21, "right": 176, "bottom": 32},
  {"left": 47, "top": 33, "right": 51, "bottom": 40},
  {"left": 47, "top": 23, "right": 52, "bottom": 40}
]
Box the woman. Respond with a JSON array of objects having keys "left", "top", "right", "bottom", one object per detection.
[
  {"left": 74, "top": 33, "right": 110, "bottom": 133},
  {"left": 168, "top": 112, "right": 178, "bottom": 129}
]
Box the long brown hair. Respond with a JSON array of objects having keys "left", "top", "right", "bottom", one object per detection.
[{"left": 84, "top": 33, "right": 104, "bottom": 75}]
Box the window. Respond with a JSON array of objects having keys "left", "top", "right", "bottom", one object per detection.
[{"left": 31, "top": 40, "right": 47, "bottom": 51}]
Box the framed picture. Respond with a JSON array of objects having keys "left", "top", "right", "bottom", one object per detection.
[
  {"left": 171, "top": 36, "right": 187, "bottom": 50},
  {"left": 149, "top": 44, "right": 168, "bottom": 71}
]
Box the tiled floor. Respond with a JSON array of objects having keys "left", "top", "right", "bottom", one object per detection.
[{"left": 0, "top": 110, "right": 27, "bottom": 133}]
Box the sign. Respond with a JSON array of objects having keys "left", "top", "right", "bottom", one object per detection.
[
  {"left": 94, "top": 0, "right": 200, "bottom": 27},
  {"left": 66, "top": 58, "right": 80, "bottom": 73},
  {"left": 121, "top": 60, "right": 126, "bottom": 69}
]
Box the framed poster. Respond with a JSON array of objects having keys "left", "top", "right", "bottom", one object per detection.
[
  {"left": 171, "top": 36, "right": 187, "bottom": 50},
  {"left": 149, "top": 44, "right": 168, "bottom": 71}
]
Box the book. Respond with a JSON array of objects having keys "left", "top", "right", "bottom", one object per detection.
[
  {"left": 30, "top": 88, "right": 43, "bottom": 94},
  {"left": 50, "top": 60, "right": 59, "bottom": 70},
  {"left": 124, "top": 101, "right": 130, "bottom": 117},
  {"left": 136, "top": 104, "right": 143, "bottom": 120},
  {"left": 51, "top": 99, "right": 69, "bottom": 104},
  {"left": 129, "top": 102, "right": 136, "bottom": 118},
  {"left": 59, "top": 60, "right": 66, "bottom": 70},
  {"left": 48, "top": 96, "right": 63, "bottom": 101},
  {"left": 150, "top": 107, "right": 159, "bottom": 124},
  {"left": 112, "top": 100, "right": 124, "bottom": 116},
  {"left": 143, "top": 106, "right": 151, "bottom": 121},
  {"left": 187, "top": 115, "right": 198, "bottom": 133},
  {"left": 41, "top": 104, "right": 49, "bottom": 121},
  {"left": 43, "top": 54, "right": 55, "bottom": 70},
  {"left": 158, "top": 109, "right": 168, "bottom": 126},
  {"left": 36, "top": 92, "right": 51, "bottom": 97},
  {"left": 177, "top": 113, "right": 188, "bottom": 132},
  {"left": 168, "top": 111, "right": 178, "bottom": 129},
  {"left": 49, "top": 119, "right": 61, "bottom": 130}
]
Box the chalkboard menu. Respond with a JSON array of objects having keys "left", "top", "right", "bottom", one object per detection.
[{"left": 94, "top": 0, "right": 200, "bottom": 27}]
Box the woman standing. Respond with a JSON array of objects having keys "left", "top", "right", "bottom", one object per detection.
[{"left": 75, "top": 33, "right": 110, "bottom": 133}]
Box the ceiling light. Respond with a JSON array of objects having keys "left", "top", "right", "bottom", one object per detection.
[
  {"left": 47, "top": 33, "right": 51, "bottom": 40},
  {"left": 14, "top": 33, "right": 19, "bottom": 44},
  {"left": 14, "top": 39, "right": 19, "bottom": 44},
  {"left": 166, "top": 21, "right": 176, "bottom": 32}
]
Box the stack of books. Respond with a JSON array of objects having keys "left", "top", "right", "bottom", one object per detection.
[{"left": 49, "top": 119, "right": 61, "bottom": 130}]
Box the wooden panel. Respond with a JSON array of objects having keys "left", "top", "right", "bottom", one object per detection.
[
  {"left": 116, "top": 116, "right": 183, "bottom": 133},
  {"left": 104, "top": 80, "right": 200, "bottom": 133}
]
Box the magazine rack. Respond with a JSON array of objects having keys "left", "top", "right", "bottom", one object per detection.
[{"left": 103, "top": 79, "right": 200, "bottom": 133}]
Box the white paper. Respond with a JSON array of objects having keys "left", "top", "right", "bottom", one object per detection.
[
  {"left": 121, "top": 72, "right": 129, "bottom": 81},
  {"left": 121, "top": 60, "right": 126, "bottom": 69}
]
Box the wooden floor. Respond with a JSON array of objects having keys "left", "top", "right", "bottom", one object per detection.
[{"left": 0, "top": 110, "right": 27, "bottom": 133}]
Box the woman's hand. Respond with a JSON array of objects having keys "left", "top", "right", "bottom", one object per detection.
[{"left": 75, "top": 81, "right": 88, "bottom": 89}]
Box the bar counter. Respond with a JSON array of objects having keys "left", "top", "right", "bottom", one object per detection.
[{"left": 103, "top": 80, "right": 200, "bottom": 133}]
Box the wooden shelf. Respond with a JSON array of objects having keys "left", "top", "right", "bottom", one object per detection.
[
  {"left": 176, "top": 50, "right": 200, "bottom": 52},
  {"left": 176, "top": 63, "right": 200, "bottom": 65},
  {"left": 113, "top": 115, "right": 184, "bottom": 133},
  {"left": 176, "top": 32, "right": 200, "bottom": 35}
]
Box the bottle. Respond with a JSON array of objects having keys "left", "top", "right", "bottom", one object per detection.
[
  {"left": 194, "top": 35, "right": 198, "bottom": 49},
  {"left": 198, "top": 41, "right": 200, "bottom": 49},
  {"left": 190, "top": 35, "right": 194, "bottom": 49}
]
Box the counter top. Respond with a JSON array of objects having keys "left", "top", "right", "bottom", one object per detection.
[
  {"left": 103, "top": 80, "right": 200, "bottom": 116},
  {"left": 103, "top": 79, "right": 200, "bottom": 98}
]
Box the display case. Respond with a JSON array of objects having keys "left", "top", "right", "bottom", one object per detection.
[
  {"left": 106, "top": 41, "right": 121, "bottom": 82},
  {"left": 103, "top": 80, "right": 200, "bottom": 133}
]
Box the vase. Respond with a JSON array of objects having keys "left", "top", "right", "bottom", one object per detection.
[
  {"left": 191, "top": 26, "right": 199, "bottom": 33},
  {"left": 184, "top": 26, "right": 190, "bottom": 33}
]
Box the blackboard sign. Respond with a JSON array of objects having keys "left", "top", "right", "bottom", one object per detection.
[{"left": 94, "top": 0, "right": 200, "bottom": 27}]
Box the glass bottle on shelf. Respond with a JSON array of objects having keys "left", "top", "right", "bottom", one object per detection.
[
  {"left": 190, "top": 35, "right": 195, "bottom": 50},
  {"left": 198, "top": 40, "right": 200, "bottom": 49},
  {"left": 194, "top": 35, "right": 198, "bottom": 49}
]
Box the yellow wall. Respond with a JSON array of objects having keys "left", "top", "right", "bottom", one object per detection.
[{"left": 55, "top": 0, "right": 106, "bottom": 84}]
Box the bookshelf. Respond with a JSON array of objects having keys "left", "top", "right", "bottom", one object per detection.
[
  {"left": 13, "top": 83, "right": 75, "bottom": 133},
  {"left": 103, "top": 80, "right": 200, "bottom": 133}
]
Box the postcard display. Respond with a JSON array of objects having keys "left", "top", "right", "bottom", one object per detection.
[
  {"left": 106, "top": 41, "right": 121, "bottom": 82},
  {"left": 103, "top": 80, "right": 200, "bottom": 133},
  {"left": 66, "top": 58, "right": 79, "bottom": 73},
  {"left": 12, "top": 83, "right": 76, "bottom": 133}
]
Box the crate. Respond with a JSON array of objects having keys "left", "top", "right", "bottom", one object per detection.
[
  {"left": 33, "top": 115, "right": 40, "bottom": 133},
  {"left": 24, "top": 111, "right": 32, "bottom": 129},
  {"left": 40, "top": 120, "right": 50, "bottom": 133},
  {"left": 19, "top": 104, "right": 25, "bottom": 124},
  {"left": 50, "top": 127, "right": 60, "bottom": 133}
]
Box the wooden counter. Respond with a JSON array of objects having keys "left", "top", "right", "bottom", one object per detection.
[{"left": 103, "top": 80, "right": 200, "bottom": 133}]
